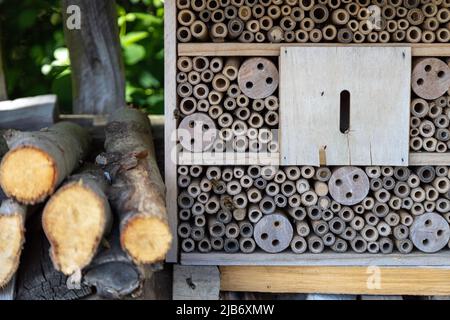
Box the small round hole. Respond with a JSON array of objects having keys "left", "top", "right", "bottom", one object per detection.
[
  {"left": 266, "top": 77, "right": 273, "bottom": 85},
  {"left": 272, "top": 239, "right": 280, "bottom": 246},
  {"left": 261, "top": 233, "right": 268, "bottom": 240}
]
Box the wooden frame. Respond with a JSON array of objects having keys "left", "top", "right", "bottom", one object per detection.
[{"left": 164, "top": 2, "right": 450, "bottom": 295}]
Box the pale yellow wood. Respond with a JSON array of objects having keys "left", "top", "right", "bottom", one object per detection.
[
  {"left": 177, "top": 152, "right": 280, "bottom": 166},
  {"left": 280, "top": 47, "right": 411, "bottom": 166},
  {"left": 164, "top": 0, "right": 178, "bottom": 263},
  {"left": 220, "top": 266, "right": 450, "bottom": 295},
  {"left": 409, "top": 153, "right": 450, "bottom": 166},
  {"left": 178, "top": 43, "right": 450, "bottom": 57}
]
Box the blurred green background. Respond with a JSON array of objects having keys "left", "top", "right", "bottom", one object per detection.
[{"left": 0, "top": 0, "right": 164, "bottom": 114}]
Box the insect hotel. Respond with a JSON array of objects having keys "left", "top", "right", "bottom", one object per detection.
[{"left": 165, "top": 0, "right": 450, "bottom": 296}]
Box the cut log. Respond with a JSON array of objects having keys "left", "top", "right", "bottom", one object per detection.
[
  {"left": 42, "top": 165, "right": 112, "bottom": 276},
  {"left": 0, "top": 122, "right": 91, "bottom": 204},
  {"left": 0, "top": 95, "right": 59, "bottom": 131},
  {"left": 82, "top": 226, "right": 142, "bottom": 299},
  {"left": 62, "top": 0, "right": 125, "bottom": 115},
  {"left": 0, "top": 131, "right": 6, "bottom": 202},
  {"left": 16, "top": 214, "right": 92, "bottom": 300},
  {"left": 96, "top": 108, "right": 172, "bottom": 265},
  {"left": 0, "top": 200, "right": 27, "bottom": 287}
]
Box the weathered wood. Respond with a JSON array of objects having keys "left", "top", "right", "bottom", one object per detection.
[
  {"left": 253, "top": 213, "right": 293, "bottom": 253},
  {"left": 412, "top": 58, "right": 450, "bottom": 100},
  {"left": 307, "top": 294, "right": 357, "bottom": 300},
  {"left": 165, "top": 0, "right": 179, "bottom": 262},
  {"left": 0, "top": 122, "right": 91, "bottom": 204},
  {"left": 410, "top": 213, "right": 450, "bottom": 253},
  {"left": 42, "top": 165, "right": 112, "bottom": 276},
  {"left": 237, "top": 58, "right": 279, "bottom": 99},
  {"left": 0, "top": 200, "right": 27, "bottom": 287},
  {"left": 16, "top": 215, "right": 92, "bottom": 300},
  {"left": 178, "top": 43, "right": 450, "bottom": 57},
  {"left": 220, "top": 266, "right": 450, "bottom": 295},
  {"left": 62, "top": 0, "right": 125, "bottom": 114},
  {"left": 360, "top": 295, "right": 403, "bottom": 300},
  {"left": 328, "top": 167, "right": 370, "bottom": 206},
  {"left": 0, "top": 95, "right": 59, "bottom": 131},
  {"left": 173, "top": 265, "right": 220, "bottom": 300},
  {"left": 280, "top": 47, "right": 410, "bottom": 166},
  {"left": 181, "top": 251, "right": 450, "bottom": 266},
  {"left": 82, "top": 226, "right": 142, "bottom": 299},
  {"left": 178, "top": 152, "right": 280, "bottom": 166},
  {"left": 97, "top": 108, "right": 172, "bottom": 265}
]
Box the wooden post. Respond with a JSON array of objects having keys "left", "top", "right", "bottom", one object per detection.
[{"left": 62, "top": 0, "right": 125, "bottom": 114}]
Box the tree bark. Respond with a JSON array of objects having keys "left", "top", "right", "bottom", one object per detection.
[
  {"left": 0, "top": 122, "right": 91, "bottom": 204},
  {"left": 62, "top": 0, "right": 125, "bottom": 114},
  {"left": 96, "top": 108, "right": 172, "bottom": 265},
  {"left": 15, "top": 214, "right": 92, "bottom": 300},
  {"left": 0, "top": 200, "right": 27, "bottom": 287},
  {"left": 42, "top": 165, "right": 112, "bottom": 276}
]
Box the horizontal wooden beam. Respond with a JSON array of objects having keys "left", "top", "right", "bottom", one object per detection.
[
  {"left": 181, "top": 251, "right": 450, "bottom": 267},
  {"left": 178, "top": 152, "right": 280, "bottom": 165},
  {"left": 409, "top": 152, "right": 450, "bottom": 166},
  {"left": 177, "top": 152, "right": 450, "bottom": 166},
  {"left": 179, "top": 43, "right": 450, "bottom": 57},
  {"left": 220, "top": 266, "right": 450, "bottom": 295}
]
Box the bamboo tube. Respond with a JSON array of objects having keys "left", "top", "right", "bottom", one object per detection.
[
  {"left": 437, "top": 28, "right": 450, "bottom": 42},
  {"left": 308, "top": 236, "right": 325, "bottom": 254},
  {"left": 337, "top": 28, "right": 353, "bottom": 43},
  {"left": 177, "top": 27, "right": 193, "bottom": 43},
  {"left": 267, "top": 5, "right": 282, "bottom": 19},
  {"left": 177, "top": 57, "right": 193, "bottom": 73},
  {"left": 212, "top": 73, "right": 230, "bottom": 92},
  {"left": 295, "top": 29, "right": 309, "bottom": 42},
  {"left": 280, "top": 4, "right": 292, "bottom": 16},
  {"left": 210, "top": 57, "right": 223, "bottom": 73},
  {"left": 190, "top": 21, "right": 209, "bottom": 41},
  {"left": 299, "top": 0, "right": 315, "bottom": 11},
  {"left": 367, "top": 32, "right": 379, "bottom": 42},
  {"left": 351, "top": 237, "right": 367, "bottom": 253},
  {"left": 178, "top": 9, "right": 196, "bottom": 26},
  {"left": 291, "top": 7, "right": 305, "bottom": 21},
  {"left": 310, "top": 4, "right": 329, "bottom": 23},
  {"left": 228, "top": 18, "right": 245, "bottom": 39},
  {"left": 407, "top": 8, "right": 425, "bottom": 25},
  {"left": 228, "top": 84, "right": 241, "bottom": 98},
  {"left": 322, "top": 25, "right": 337, "bottom": 40},
  {"left": 309, "top": 29, "right": 323, "bottom": 42},
  {"left": 406, "top": 26, "right": 422, "bottom": 42},
  {"left": 300, "top": 18, "right": 315, "bottom": 31},
  {"left": 437, "top": 8, "right": 450, "bottom": 23},
  {"left": 211, "top": 23, "right": 228, "bottom": 41},
  {"left": 238, "top": 5, "right": 252, "bottom": 21},
  {"left": 332, "top": 9, "right": 350, "bottom": 25}
]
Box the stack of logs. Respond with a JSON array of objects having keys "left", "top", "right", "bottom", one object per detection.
[
  {"left": 177, "top": 56, "right": 279, "bottom": 153},
  {"left": 410, "top": 57, "right": 450, "bottom": 152},
  {"left": 178, "top": 165, "right": 450, "bottom": 254},
  {"left": 176, "top": 0, "right": 450, "bottom": 43},
  {"left": 0, "top": 108, "right": 172, "bottom": 298}
]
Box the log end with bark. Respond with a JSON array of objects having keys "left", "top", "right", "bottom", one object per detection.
[
  {"left": 42, "top": 166, "right": 112, "bottom": 276},
  {"left": 0, "top": 122, "right": 91, "bottom": 205},
  {"left": 99, "top": 108, "right": 172, "bottom": 265},
  {"left": 120, "top": 211, "right": 172, "bottom": 265},
  {"left": 0, "top": 200, "right": 27, "bottom": 287}
]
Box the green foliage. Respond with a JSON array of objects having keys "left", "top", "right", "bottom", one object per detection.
[{"left": 0, "top": 0, "right": 164, "bottom": 114}]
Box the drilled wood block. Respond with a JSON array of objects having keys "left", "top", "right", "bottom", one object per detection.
[{"left": 279, "top": 47, "right": 411, "bottom": 166}]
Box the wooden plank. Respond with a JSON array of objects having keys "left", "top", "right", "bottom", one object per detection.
[
  {"left": 173, "top": 265, "right": 220, "bottom": 300},
  {"left": 181, "top": 251, "right": 450, "bottom": 267},
  {"left": 409, "top": 153, "right": 450, "bottom": 166},
  {"left": 220, "top": 266, "right": 450, "bottom": 295},
  {"left": 177, "top": 152, "right": 450, "bottom": 167},
  {"left": 0, "top": 95, "right": 59, "bottom": 131},
  {"left": 279, "top": 47, "right": 410, "bottom": 166},
  {"left": 178, "top": 43, "right": 450, "bottom": 57},
  {"left": 164, "top": 0, "right": 178, "bottom": 263},
  {"left": 178, "top": 152, "right": 280, "bottom": 166}
]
